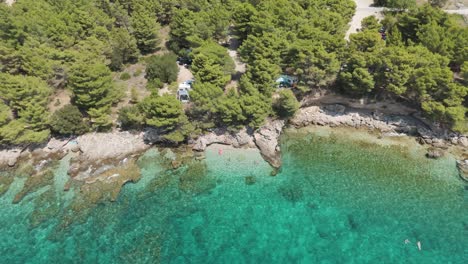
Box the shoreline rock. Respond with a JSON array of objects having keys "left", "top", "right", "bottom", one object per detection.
[
  {"left": 253, "top": 120, "right": 285, "bottom": 169},
  {"left": 0, "top": 148, "right": 22, "bottom": 168},
  {"left": 291, "top": 104, "right": 467, "bottom": 149},
  {"left": 191, "top": 128, "right": 256, "bottom": 152},
  {"left": 190, "top": 121, "right": 285, "bottom": 169},
  {"left": 1, "top": 102, "right": 466, "bottom": 182}
]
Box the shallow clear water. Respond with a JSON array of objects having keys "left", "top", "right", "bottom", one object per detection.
[{"left": 0, "top": 128, "right": 466, "bottom": 263}]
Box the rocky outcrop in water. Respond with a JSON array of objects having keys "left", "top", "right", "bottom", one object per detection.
[
  {"left": 191, "top": 121, "right": 285, "bottom": 168},
  {"left": 426, "top": 148, "right": 444, "bottom": 159},
  {"left": 253, "top": 120, "right": 285, "bottom": 168},
  {"left": 64, "top": 132, "right": 149, "bottom": 182}
]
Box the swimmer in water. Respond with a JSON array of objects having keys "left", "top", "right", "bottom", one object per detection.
[
  {"left": 404, "top": 239, "right": 410, "bottom": 244},
  {"left": 417, "top": 241, "right": 421, "bottom": 251},
  {"left": 218, "top": 149, "right": 223, "bottom": 155}
]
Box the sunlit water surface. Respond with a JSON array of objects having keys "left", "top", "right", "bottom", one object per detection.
[{"left": 0, "top": 127, "right": 466, "bottom": 263}]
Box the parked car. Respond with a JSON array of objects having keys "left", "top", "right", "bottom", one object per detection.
[
  {"left": 177, "top": 57, "right": 192, "bottom": 66},
  {"left": 177, "top": 88, "right": 190, "bottom": 103}
]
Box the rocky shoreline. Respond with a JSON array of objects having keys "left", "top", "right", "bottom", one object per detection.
[{"left": 1, "top": 101, "right": 467, "bottom": 183}]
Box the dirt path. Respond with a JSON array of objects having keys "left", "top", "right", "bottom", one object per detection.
[
  {"left": 225, "top": 35, "right": 247, "bottom": 91},
  {"left": 228, "top": 37, "right": 246, "bottom": 77},
  {"left": 177, "top": 65, "right": 193, "bottom": 84}
]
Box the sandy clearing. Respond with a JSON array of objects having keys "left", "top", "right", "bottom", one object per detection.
[
  {"left": 4, "top": 0, "right": 15, "bottom": 6},
  {"left": 346, "top": 0, "right": 384, "bottom": 40},
  {"left": 48, "top": 89, "right": 72, "bottom": 113}
]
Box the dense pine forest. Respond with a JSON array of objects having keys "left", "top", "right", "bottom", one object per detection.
[{"left": 0, "top": 0, "right": 466, "bottom": 146}]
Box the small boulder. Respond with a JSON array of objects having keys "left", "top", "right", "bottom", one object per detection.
[
  {"left": 7, "top": 157, "right": 17, "bottom": 167},
  {"left": 458, "top": 137, "right": 468, "bottom": 147},
  {"left": 171, "top": 160, "right": 182, "bottom": 169},
  {"left": 70, "top": 144, "right": 81, "bottom": 153},
  {"left": 431, "top": 138, "right": 446, "bottom": 148},
  {"left": 192, "top": 138, "right": 208, "bottom": 152},
  {"left": 426, "top": 148, "right": 444, "bottom": 159}
]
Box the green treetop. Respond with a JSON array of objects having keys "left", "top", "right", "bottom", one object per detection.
[
  {"left": 49, "top": 104, "right": 89, "bottom": 136},
  {"left": 131, "top": 6, "right": 161, "bottom": 54},
  {"left": 191, "top": 54, "right": 230, "bottom": 88},
  {"left": 274, "top": 89, "right": 300, "bottom": 119}
]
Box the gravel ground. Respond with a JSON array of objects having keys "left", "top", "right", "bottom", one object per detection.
[{"left": 346, "top": 0, "right": 384, "bottom": 40}]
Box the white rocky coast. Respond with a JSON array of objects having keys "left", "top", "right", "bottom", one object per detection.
[{"left": 1, "top": 103, "right": 467, "bottom": 181}]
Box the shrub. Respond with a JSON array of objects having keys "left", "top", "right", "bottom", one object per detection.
[
  {"left": 145, "top": 53, "right": 179, "bottom": 83},
  {"left": 118, "top": 105, "right": 145, "bottom": 129},
  {"left": 120, "top": 72, "right": 131, "bottom": 81},
  {"left": 130, "top": 87, "right": 139, "bottom": 103},
  {"left": 147, "top": 78, "right": 164, "bottom": 91},
  {"left": 133, "top": 68, "right": 143, "bottom": 77},
  {"left": 50, "top": 105, "right": 89, "bottom": 136}
]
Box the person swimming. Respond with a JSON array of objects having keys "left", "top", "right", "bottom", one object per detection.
[
  {"left": 404, "top": 239, "right": 410, "bottom": 244},
  {"left": 417, "top": 241, "right": 421, "bottom": 251},
  {"left": 218, "top": 149, "right": 223, "bottom": 155}
]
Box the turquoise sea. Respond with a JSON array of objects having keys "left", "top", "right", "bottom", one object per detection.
[{"left": 0, "top": 127, "right": 466, "bottom": 263}]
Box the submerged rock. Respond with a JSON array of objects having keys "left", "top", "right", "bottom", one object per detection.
[
  {"left": 426, "top": 148, "right": 444, "bottom": 159},
  {"left": 456, "top": 160, "right": 468, "bottom": 182},
  {"left": 13, "top": 169, "right": 55, "bottom": 204},
  {"left": 254, "top": 119, "right": 285, "bottom": 169},
  {"left": 278, "top": 184, "right": 303, "bottom": 203},
  {"left": 0, "top": 175, "right": 14, "bottom": 197},
  {"left": 178, "top": 161, "right": 216, "bottom": 194},
  {"left": 244, "top": 175, "right": 256, "bottom": 185}
]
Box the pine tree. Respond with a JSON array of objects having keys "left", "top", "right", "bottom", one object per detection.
[
  {"left": 131, "top": 7, "right": 160, "bottom": 54},
  {"left": 68, "top": 60, "right": 114, "bottom": 110},
  {"left": 139, "top": 94, "right": 184, "bottom": 130},
  {"left": 191, "top": 54, "right": 230, "bottom": 88},
  {"left": 68, "top": 60, "right": 115, "bottom": 130},
  {"left": 50, "top": 105, "right": 89, "bottom": 136},
  {"left": 109, "top": 27, "right": 139, "bottom": 70},
  {"left": 274, "top": 89, "right": 300, "bottom": 118},
  {"left": 0, "top": 101, "right": 11, "bottom": 126}
]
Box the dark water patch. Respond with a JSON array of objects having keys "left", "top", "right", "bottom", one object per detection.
[
  {"left": 347, "top": 214, "right": 359, "bottom": 230},
  {"left": 277, "top": 183, "right": 304, "bottom": 203},
  {"left": 244, "top": 175, "right": 256, "bottom": 185},
  {"left": 178, "top": 161, "right": 216, "bottom": 195},
  {"left": 14, "top": 169, "right": 55, "bottom": 204},
  {"left": 29, "top": 188, "right": 60, "bottom": 229},
  {"left": 0, "top": 174, "right": 14, "bottom": 197}
]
